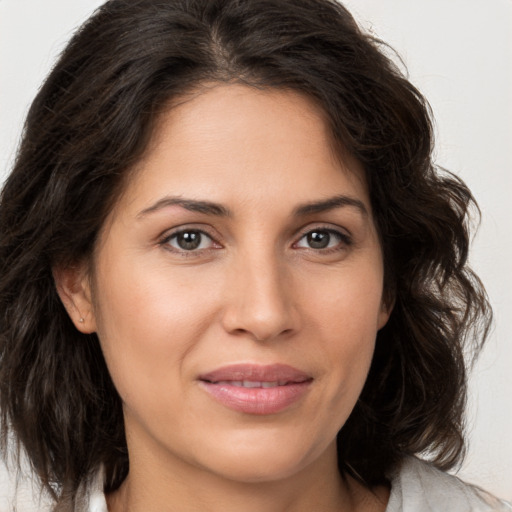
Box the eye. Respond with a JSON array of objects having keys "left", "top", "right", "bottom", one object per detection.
[
  {"left": 295, "top": 228, "right": 351, "bottom": 250},
  {"left": 164, "top": 229, "right": 216, "bottom": 252}
]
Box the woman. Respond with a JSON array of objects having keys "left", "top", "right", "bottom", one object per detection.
[{"left": 0, "top": 0, "right": 510, "bottom": 510}]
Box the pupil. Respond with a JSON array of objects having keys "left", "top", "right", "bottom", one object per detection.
[
  {"left": 307, "top": 231, "right": 330, "bottom": 249},
  {"left": 177, "top": 231, "right": 201, "bottom": 250}
]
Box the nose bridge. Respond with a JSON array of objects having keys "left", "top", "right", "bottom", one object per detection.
[{"left": 222, "top": 243, "right": 296, "bottom": 341}]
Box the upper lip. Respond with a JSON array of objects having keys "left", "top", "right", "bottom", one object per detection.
[{"left": 199, "top": 364, "right": 312, "bottom": 383}]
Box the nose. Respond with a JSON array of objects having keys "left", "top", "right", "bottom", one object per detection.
[{"left": 221, "top": 250, "right": 299, "bottom": 342}]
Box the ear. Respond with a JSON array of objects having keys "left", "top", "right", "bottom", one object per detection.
[
  {"left": 377, "top": 294, "right": 394, "bottom": 330},
  {"left": 53, "top": 263, "right": 97, "bottom": 334}
]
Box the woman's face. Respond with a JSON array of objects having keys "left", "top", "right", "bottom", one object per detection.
[{"left": 65, "top": 84, "right": 390, "bottom": 484}]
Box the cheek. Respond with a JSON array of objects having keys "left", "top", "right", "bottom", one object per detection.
[
  {"left": 303, "top": 257, "right": 385, "bottom": 341},
  {"left": 301, "top": 261, "right": 383, "bottom": 397},
  {"left": 90, "top": 257, "right": 218, "bottom": 406}
]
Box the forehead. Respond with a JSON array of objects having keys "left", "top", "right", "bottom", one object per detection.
[{"left": 114, "top": 83, "right": 370, "bottom": 218}]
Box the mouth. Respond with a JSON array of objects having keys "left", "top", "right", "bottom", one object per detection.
[
  {"left": 198, "top": 364, "right": 313, "bottom": 415},
  {"left": 208, "top": 380, "right": 302, "bottom": 388}
]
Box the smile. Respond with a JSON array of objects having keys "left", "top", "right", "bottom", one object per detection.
[
  {"left": 214, "top": 380, "right": 291, "bottom": 388},
  {"left": 198, "top": 364, "right": 313, "bottom": 415}
]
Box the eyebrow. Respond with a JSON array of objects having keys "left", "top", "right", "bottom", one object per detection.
[
  {"left": 293, "top": 195, "right": 369, "bottom": 217},
  {"left": 137, "top": 194, "right": 368, "bottom": 219},
  {"left": 137, "top": 196, "right": 232, "bottom": 218}
]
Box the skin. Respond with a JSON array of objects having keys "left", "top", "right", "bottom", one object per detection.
[{"left": 56, "top": 84, "right": 391, "bottom": 511}]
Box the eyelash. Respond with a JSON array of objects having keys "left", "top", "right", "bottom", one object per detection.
[
  {"left": 159, "top": 228, "right": 220, "bottom": 257},
  {"left": 294, "top": 226, "right": 353, "bottom": 253},
  {"left": 159, "top": 225, "right": 352, "bottom": 256}
]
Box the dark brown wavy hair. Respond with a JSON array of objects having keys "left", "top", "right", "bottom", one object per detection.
[{"left": 0, "top": 0, "right": 491, "bottom": 506}]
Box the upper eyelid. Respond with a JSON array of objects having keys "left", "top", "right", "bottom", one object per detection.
[
  {"left": 159, "top": 228, "right": 221, "bottom": 257},
  {"left": 294, "top": 223, "right": 351, "bottom": 239},
  {"left": 293, "top": 225, "right": 353, "bottom": 249},
  {"left": 159, "top": 225, "right": 219, "bottom": 243}
]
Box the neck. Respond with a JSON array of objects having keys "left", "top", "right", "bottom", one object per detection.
[
  {"left": 106, "top": 417, "right": 390, "bottom": 512},
  {"left": 106, "top": 446, "right": 368, "bottom": 512},
  {"left": 107, "top": 448, "right": 389, "bottom": 512}
]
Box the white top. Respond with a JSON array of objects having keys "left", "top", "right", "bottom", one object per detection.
[
  {"left": 71, "top": 457, "right": 512, "bottom": 512},
  {"left": 2, "top": 457, "right": 511, "bottom": 511},
  {"left": 385, "top": 457, "right": 512, "bottom": 511}
]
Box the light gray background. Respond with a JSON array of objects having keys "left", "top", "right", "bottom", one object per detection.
[{"left": 1, "top": 0, "right": 511, "bottom": 504}]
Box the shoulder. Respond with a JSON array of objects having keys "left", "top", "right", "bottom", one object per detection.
[
  {"left": 386, "top": 456, "right": 512, "bottom": 512},
  {"left": 0, "top": 457, "right": 53, "bottom": 512},
  {"left": 72, "top": 467, "right": 108, "bottom": 512}
]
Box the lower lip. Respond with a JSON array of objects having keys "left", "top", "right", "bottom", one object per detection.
[{"left": 199, "top": 381, "right": 312, "bottom": 415}]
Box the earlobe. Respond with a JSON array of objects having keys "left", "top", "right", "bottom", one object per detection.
[
  {"left": 377, "top": 297, "right": 394, "bottom": 330},
  {"left": 53, "top": 264, "right": 97, "bottom": 334}
]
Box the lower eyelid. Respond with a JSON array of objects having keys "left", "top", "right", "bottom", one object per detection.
[
  {"left": 160, "top": 229, "right": 218, "bottom": 250},
  {"left": 295, "top": 229, "right": 352, "bottom": 248}
]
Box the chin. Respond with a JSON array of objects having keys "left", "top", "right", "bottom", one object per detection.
[
  {"left": 210, "top": 456, "right": 311, "bottom": 484},
  {"left": 192, "top": 432, "right": 324, "bottom": 484}
]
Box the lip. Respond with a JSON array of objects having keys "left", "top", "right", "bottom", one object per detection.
[{"left": 198, "top": 364, "right": 313, "bottom": 415}]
